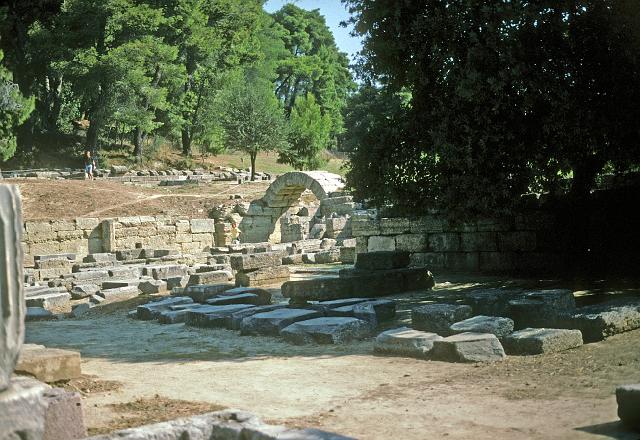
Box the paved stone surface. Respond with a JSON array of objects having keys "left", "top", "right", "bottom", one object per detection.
[
  {"left": 0, "top": 376, "right": 48, "bottom": 440},
  {"left": 412, "top": 304, "right": 473, "bottom": 336},
  {"left": 241, "top": 309, "right": 322, "bottom": 336},
  {"left": 431, "top": 332, "right": 506, "bottom": 363},
  {"left": 355, "top": 251, "right": 410, "bottom": 271},
  {"left": 616, "top": 384, "right": 640, "bottom": 429},
  {"left": 502, "top": 328, "right": 583, "bottom": 355},
  {"left": 43, "top": 387, "right": 87, "bottom": 440},
  {"left": 450, "top": 315, "right": 514, "bottom": 339},
  {"left": 16, "top": 344, "right": 82, "bottom": 382},
  {"left": 281, "top": 317, "right": 371, "bottom": 345},
  {"left": 508, "top": 289, "right": 576, "bottom": 329},
  {"left": 374, "top": 327, "right": 443, "bottom": 358}
]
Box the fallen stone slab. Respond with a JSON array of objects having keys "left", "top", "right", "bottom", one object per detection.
[
  {"left": 70, "top": 284, "right": 99, "bottom": 300},
  {"left": 374, "top": 327, "right": 443, "bottom": 358},
  {"left": 43, "top": 387, "right": 87, "bottom": 440},
  {"left": 83, "top": 253, "right": 117, "bottom": 263},
  {"left": 241, "top": 309, "right": 322, "bottom": 336},
  {"left": 167, "top": 275, "right": 189, "bottom": 290},
  {"left": 226, "top": 305, "right": 288, "bottom": 330},
  {"left": 502, "top": 328, "right": 583, "bottom": 355},
  {"left": 412, "top": 304, "right": 473, "bottom": 336},
  {"left": 310, "top": 298, "right": 373, "bottom": 313},
  {"left": 186, "top": 304, "right": 255, "bottom": 328},
  {"left": 616, "top": 384, "right": 640, "bottom": 430},
  {"left": 465, "top": 288, "right": 523, "bottom": 317},
  {"left": 137, "top": 297, "right": 194, "bottom": 320},
  {"left": 218, "top": 287, "right": 272, "bottom": 305},
  {"left": 101, "top": 279, "right": 144, "bottom": 289},
  {"left": 355, "top": 251, "right": 410, "bottom": 271},
  {"left": 157, "top": 304, "right": 212, "bottom": 324},
  {"left": 564, "top": 303, "right": 640, "bottom": 342},
  {"left": 138, "top": 279, "right": 168, "bottom": 295},
  {"left": 314, "top": 249, "right": 342, "bottom": 264},
  {"left": 145, "top": 264, "right": 189, "bottom": 280},
  {"left": 89, "top": 294, "right": 105, "bottom": 305},
  {"left": 508, "top": 289, "right": 576, "bottom": 329},
  {"left": 71, "top": 303, "right": 91, "bottom": 318},
  {"left": 35, "top": 257, "right": 71, "bottom": 270},
  {"left": 235, "top": 266, "right": 290, "bottom": 287},
  {"left": 431, "top": 332, "right": 506, "bottom": 363},
  {"left": 0, "top": 376, "right": 49, "bottom": 440},
  {"left": 282, "top": 277, "right": 353, "bottom": 304},
  {"left": 179, "top": 283, "right": 235, "bottom": 302},
  {"left": 188, "top": 270, "right": 232, "bottom": 286},
  {"left": 230, "top": 252, "right": 282, "bottom": 271},
  {"left": 107, "top": 267, "right": 141, "bottom": 279},
  {"left": 26, "top": 307, "right": 55, "bottom": 321},
  {"left": 97, "top": 286, "right": 139, "bottom": 300},
  {"left": 16, "top": 344, "right": 81, "bottom": 382},
  {"left": 450, "top": 315, "right": 514, "bottom": 339},
  {"left": 206, "top": 293, "right": 263, "bottom": 306},
  {"left": 328, "top": 299, "right": 396, "bottom": 324},
  {"left": 281, "top": 317, "right": 371, "bottom": 345},
  {"left": 71, "top": 270, "right": 110, "bottom": 282},
  {"left": 25, "top": 292, "right": 71, "bottom": 310},
  {"left": 282, "top": 254, "right": 303, "bottom": 265}
]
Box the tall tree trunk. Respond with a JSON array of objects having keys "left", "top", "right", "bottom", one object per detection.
[
  {"left": 250, "top": 151, "right": 257, "bottom": 181},
  {"left": 133, "top": 127, "right": 144, "bottom": 161},
  {"left": 182, "top": 128, "right": 192, "bottom": 156}
]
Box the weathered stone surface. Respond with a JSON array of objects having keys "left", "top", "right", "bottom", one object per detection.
[
  {"left": 186, "top": 304, "right": 255, "bottom": 328},
  {"left": 25, "top": 292, "right": 71, "bottom": 310},
  {"left": 449, "top": 315, "right": 514, "bottom": 339},
  {"left": 241, "top": 309, "right": 322, "bottom": 336},
  {"left": 83, "top": 253, "right": 116, "bottom": 263},
  {"left": 16, "top": 344, "right": 82, "bottom": 382},
  {"left": 503, "top": 328, "right": 583, "bottom": 355},
  {"left": 71, "top": 270, "right": 110, "bottom": 282},
  {"left": 465, "top": 288, "right": 523, "bottom": 317},
  {"left": 0, "top": 376, "right": 48, "bottom": 440},
  {"left": 230, "top": 253, "right": 282, "bottom": 271},
  {"left": 431, "top": 332, "right": 506, "bottom": 363},
  {"left": 302, "top": 253, "right": 316, "bottom": 264},
  {"left": 43, "top": 387, "right": 87, "bottom": 440},
  {"left": 282, "top": 277, "right": 352, "bottom": 303},
  {"left": 339, "top": 246, "right": 356, "bottom": 264},
  {"left": 101, "top": 279, "right": 143, "bottom": 289},
  {"left": 235, "top": 266, "right": 290, "bottom": 287},
  {"left": 328, "top": 299, "right": 396, "bottom": 325},
  {"left": 282, "top": 254, "right": 304, "bottom": 265},
  {"left": 137, "top": 297, "right": 194, "bottom": 320},
  {"left": 616, "top": 384, "right": 640, "bottom": 429},
  {"left": 146, "top": 264, "right": 188, "bottom": 280},
  {"left": 508, "top": 289, "right": 576, "bottom": 329},
  {"left": 97, "top": 286, "right": 139, "bottom": 299},
  {"left": 0, "top": 184, "right": 26, "bottom": 389},
  {"left": 138, "top": 279, "right": 168, "bottom": 294},
  {"left": 219, "top": 287, "right": 272, "bottom": 305},
  {"left": 314, "top": 249, "right": 341, "bottom": 264},
  {"left": 226, "top": 305, "right": 287, "bottom": 330},
  {"left": 26, "top": 306, "right": 54, "bottom": 321},
  {"left": 310, "top": 298, "right": 372, "bottom": 313},
  {"left": 206, "top": 293, "right": 263, "bottom": 306},
  {"left": 367, "top": 235, "right": 396, "bottom": 252},
  {"left": 70, "top": 284, "right": 99, "bottom": 299},
  {"left": 115, "top": 249, "right": 144, "bottom": 261},
  {"left": 412, "top": 304, "right": 473, "bottom": 336},
  {"left": 71, "top": 303, "right": 91, "bottom": 318},
  {"left": 564, "top": 302, "right": 640, "bottom": 342},
  {"left": 167, "top": 275, "right": 189, "bottom": 290},
  {"left": 180, "top": 283, "right": 234, "bottom": 302},
  {"left": 374, "top": 327, "right": 443, "bottom": 358},
  {"left": 35, "top": 257, "right": 71, "bottom": 270},
  {"left": 281, "top": 317, "right": 371, "bottom": 345},
  {"left": 355, "top": 251, "right": 410, "bottom": 271},
  {"left": 188, "top": 270, "right": 232, "bottom": 286},
  {"left": 157, "top": 304, "right": 210, "bottom": 324}
]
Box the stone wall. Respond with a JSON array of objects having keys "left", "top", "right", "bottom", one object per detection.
[
  {"left": 352, "top": 211, "right": 561, "bottom": 274},
  {"left": 22, "top": 216, "right": 216, "bottom": 266}
]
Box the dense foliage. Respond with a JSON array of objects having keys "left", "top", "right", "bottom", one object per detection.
[
  {"left": 342, "top": 0, "right": 640, "bottom": 216},
  {"left": 0, "top": 1, "right": 352, "bottom": 177}
]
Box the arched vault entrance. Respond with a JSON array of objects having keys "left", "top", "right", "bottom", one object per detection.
[{"left": 240, "top": 171, "right": 345, "bottom": 243}]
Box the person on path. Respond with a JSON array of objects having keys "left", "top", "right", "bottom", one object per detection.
[
  {"left": 83, "top": 150, "right": 96, "bottom": 180},
  {"left": 230, "top": 221, "right": 241, "bottom": 245}
]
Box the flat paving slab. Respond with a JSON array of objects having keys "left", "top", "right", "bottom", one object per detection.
[
  {"left": 450, "top": 315, "right": 514, "bottom": 339},
  {"left": 503, "top": 328, "right": 583, "bottom": 355},
  {"left": 241, "top": 309, "right": 322, "bottom": 336},
  {"left": 281, "top": 317, "right": 371, "bottom": 345},
  {"left": 16, "top": 344, "right": 81, "bottom": 382},
  {"left": 374, "top": 327, "right": 443, "bottom": 359}
]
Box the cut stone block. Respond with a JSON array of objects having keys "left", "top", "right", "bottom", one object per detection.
[
  {"left": 310, "top": 298, "right": 373, "bottom": 313},
  {"left": 43, "top": 387, "right": 87, "bottom": 440},
  {"left": 355, "top": 251, "right": 410, "bottom": 271},
  {"left": 101, "top": 279, "right": 143, "bottom": 289},
  {"left": 412, "top": 304, "right": 473, "bottom": 336},
  {"left": 0, "top": 376, "right": 48, "bottom": 440},
  {"left": 230, "top": 252, "right": 282, "bottom": 271},
  {"left": 145, "top": 264, "right": 188, "bottom": 280},
  {"left": 302, "top": 253, "right": 316, "bottom": 264},
  {"left": 450, "top": 315, "right": 514, "bottom": 339},
  {"left": 89, "top": 294, "right": 105, "bottom": 305},
  {"left": 328, "top": 299, "right": 396, "bottom": 325},
  {"left": 186, "top": 304, "right": 255, "bottom": 328},
  {"left": 282, "top": 277, "right": 352, "bottom": 303},
  {"left": 70, "top": 284, "right": 99, "bottom": 300},
  {"left": 218, "top": 287, "right": 272, "bottom": 305},
  {"left": 431, "top": 332, "right": 506, "bottom": 363},
  {"left": 25, "top": 292, "right": 71, "bottom": 310},
  {"left": 567, "top": 303, "right": 640, "bottom": 342},
  {"left": 314, "top": 249, "right": 341, "bottom": 264},
  {"left": 282, "top": 254, "right": 303, "bottom": 265},
  {"left": 465, "top": 288, "right": 523, "bottom": 317},
  {"left": 71, "top": 270, "right": 110, "bottom": 282},
  {"left": 137, "top": 297, "right": 194, "bottom": 320},
  {"left": 180, "top": 283, "right": 235, "bottom": 302},
  {"left": 508, "top": 289, "right": 576, "bottom": 329},
  {"left": 107, "top": 267, "right": 141, "bottom": 279},
  {"left": 138, "top": 279, "right": 168, "bottom": 295},
  {"left": 226, "top": 305, "right": 287, "bottom": 330},
  {"left": 241, "top": 309, "right": 322, "bottom": 336},
  {"left": 235, "top": 266, "right": 290, "bottom": 287},
  {"left": 502, "top": 328, "right": 583, "bottom": 355},
  {"left": 97, "top": 286, "right": 139, "bottom": 299},
  {"left": 281, "top": 317, "right": 371, "bottom": 345},
  {"left": 71, "top": 303, "right": 91, "bottom": 318},
  {"left": 83, "top": 253, "right": 116, "bottom": 263},
  {"left": 188, "top": 270, "right": 232, "bottom": 286},
  {"left": 374, "top": 327, "right": 443, "bottom": 358},
  {"left": 167, "top": 275, "right": 189, "bottom": 290},
  {"left": 16, "top": 344, "right": 81, "bottom": 382},
  {"left": 157, "top": 304, "right": 211, "bottom": 324},
  {"left": 26, "top": 306, "right": 54, "bottom": 321},
  {"left": 206, "top": 293, "right": 263, "bottom": 306},
  {"left": 616, "top": 384, "right": 640, "bottom": 429}
]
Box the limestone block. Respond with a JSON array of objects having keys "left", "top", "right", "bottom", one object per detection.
[
  {"left": 43, "top": 387, "right": 87, "bottom": 440},
  {"left": 449, "top": 315, "right": 515, "bottom": 339},
  {"left": 75, "top": 217, "right": 100, "bottom": 230},
  {"left": 565, "top": 303, "right": 640, "bottom": 342},
  {"left": 0, "top": 376, "right": 48, "bottom": 440},
  {"left": 35, "top": 257, "right": 71, "bottom": 270},
  {"left": 235, "top": 266, "right": 290, "bottom": 287},
  {"left": 56, "top": 229, "right": 84, "bottom": 241},
  {"left": 175, "top": 220, "right": 190, "bottom": 233},
  {"left": 459, "top": 232, "right": 498, "bottom": 252},
  {"left": 219, "top": 287, "right": 272, "bottom": 305},
  {"left": 428, "top": 233, "right": 460, "bottom": 252},
  {"left": 431, "top": 332, "right": 506, "bottom": 363},
  {"left": 374, "top": 327, "right": 443, "bottom": 358},
  {"left": 16, "top": 344, "right": 81, "bottom": 382},
  {"left": 617, "top": 384, "right": 640, "bottom": 429},
  {"left": 138, "top": 280, "right": 167, "bottom": 295},
  {"left": 241, "top": 308, "right": 322, "bottom": 336},
  {"left": 508, "top": 289, "right": 576, "bottom": 329},
  {"left": 503, "top": 328, "right": 583, "bottom": 355},
  {"left": 190, "top": 219, "right": 216, "bottom": 233},
  {"left": 206, "top": 293, "right": 264, "bottom": 307},
  {"left": 226, "top": 305, "right": 286, "bottom": 330},
  {"left": 25, "top": 221, "right": 52, "bottom": 234},
  {"left": 281, "top": 278, "right": 353, "bottom": 303},
  {"left": 188, "top": 270, "right": 232, "bottom": 286},
  {"left": 83, "top": 253, "right": 117, "bottom": 263},
  {"left": 395, "top": 233, "right": 428, "bottom": 252},
  {"left": 379, "top": 217, "right": 412, "bottom": 235},
  {"left": 282, "top": 254, "right": 304, "bottom": 265},
  {"left": 186, "top": 304, "right": 255, "bottom": 328},
  {"left": 180, "top": 283, "right": 234, "bottom": 303},
  {"left": 146, "top": 264, "right": 188, "bottom": 280},
  {"left": 351, "top": 216, "right": 380, "bottom": 237},
  {"left": 328, "top": 299, "right": 396, "bottom": 326},
  {"left": 137, "top": 297, "right": 194, "bottom": 320},
  {"left": 465, "top": 288, "right": 523, "bottom": 317},
  {"left": 444, "top": 252, "right": 480, "bottom": 271},
  {"left": 355, "top": 251, "right": 410, "bottom": 271},
  {"left": 409, "top": 252, "right": 445, "bottom": 269},
  {"left": 340, "top": 247, "right": 356, "bottom": 264},
  {"left": 314, "top": 249, "right": 341, "bottom": 264},
  {"left": 355, "top": 236, "right": 368, "bottom": 255},
  {"left": 412, "top": 304, "right": 473, "bottom": 336},
  {"left": 50, "top": 220, "right": 75, "bottom": 232},
  {"left": 26, "top": 292, "right": 71, "bottom": 310},
  {"left": 70, "top": 284, "right": 100, "bottom": 300},
  {"left": 320, "top": 238, "right": 337, "bottom": 249},
  {"left": 230, "top": 253, "right": 282, "bottom": 271},
  {"left": 97, "top": 286, "right": 139, "bottom": 300},
  {"left": 367, "top": 235, "right": 396, "bottom": 252},
  {"left": 411, "top": 216, "right": 445, "bottom": 233},
  {"left": 281, "top": 317, "right": 371, "bottom": 345}
]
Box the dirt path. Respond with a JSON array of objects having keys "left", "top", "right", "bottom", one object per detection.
[{"left": 24, "top": 277, "right": 640, "bottom": 439}]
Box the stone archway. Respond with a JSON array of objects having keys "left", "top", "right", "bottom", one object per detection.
[{"left": 240, "top": 171, "right": 345, "bottom": 243}]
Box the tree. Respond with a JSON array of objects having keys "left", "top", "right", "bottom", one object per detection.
[
  {"left": 219, "top": 75, "right": 289, "bottom": 181},
  {"left": 279, "top": 93, "right": 331, "bottom": 170},
  {"left": 0, "top": 50, "right": 34, "bottom": 161},
  {"left": 343, "top": 0, "right": 640, "bottom": 217}
]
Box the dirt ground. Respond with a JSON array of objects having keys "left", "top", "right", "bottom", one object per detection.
[
  {"left": 24, "top": 274, "right": 640, "bottom": 440},
  {"left": 7, "top": 178, "right": 271, "bottom": 220}
]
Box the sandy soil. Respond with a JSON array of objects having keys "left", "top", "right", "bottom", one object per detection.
[
  {"left": 7, "top": 178, "right": 271, "bottom": 220},
  {"left": 24, "top": 275, "right": 640, "bottom": 440}
]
